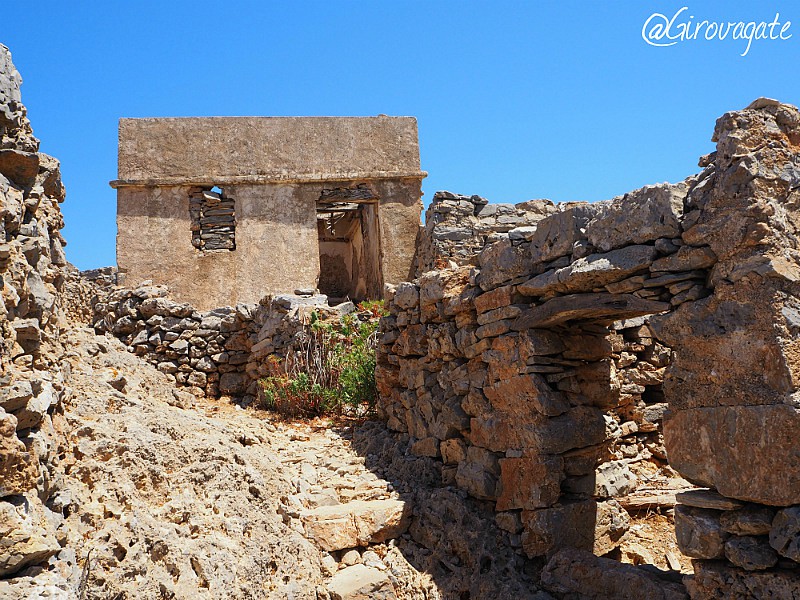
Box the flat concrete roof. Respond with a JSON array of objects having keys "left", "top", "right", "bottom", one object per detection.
[{"left": 112, "top": 116, "right": 426, "bottom": 187}]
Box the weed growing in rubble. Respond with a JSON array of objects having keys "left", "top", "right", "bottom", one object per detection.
[{"left": 256, "top": 302, "right": 386, "bottom": 418}]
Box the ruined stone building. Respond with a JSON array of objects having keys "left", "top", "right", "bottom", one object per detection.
[{"left": 111, "top": 117, "right": 425, "bottom": 310}]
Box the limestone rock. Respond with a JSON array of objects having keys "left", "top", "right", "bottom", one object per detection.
[
  {"left": 12, "top": 383, "right": 55, "bottom": 430},
  {"left": 477, "top": 239, "right": 530, "bottom": 290},
  {"left": 496, "top": 454, "right": 563, "bottom": 510},
  {"left": 720, "top": 507, "right": 775, "bottom": 536},
  {"left": 650, "top": 291, "right": 798, "bottom": 413},
  {"left": 519, "top": 245, "right": 657, "bottom": 297},
  {"left": 327, "top": 564, "right": 397, "bottom": 600},
  {"left": 594, "top": 499, "right": 632, "bottom": 556},
  {"left": 665, "top": 406, "right": 800, "bottom": 506},
  {"left": 675, "top": 489, "right": 744, "bottom": 511},
  {"left": 0, "top": 409, "right": 37, "bottom": 497},
  {"left": 300, "top": 499, "right": 411, "bottom": 551},
  {"left": 521, "top": 499, "right": 628, "bottom": 558},
  {"left": 594, "top": 460, "right": 637, "bottom": 498},
  {"left": 529, "top": 203, "right": 599, "bottom": 265},
  {"left": 469, "top": 405, "right": 605, "bottom": 455},
  {"left": 513, "top": 293, "right": 669, "bottom": 329},
  {"left": 724, "top": 535, "right": 779, "bottom": 571},
  {"left": 0, "top": 380, "right": 33, "bottom": 413},
  {"left": 483, "top": 373, "right": 569, "bottom": 417},
  {"left": 0, "top": 149, "right": 38, "bottom": 187},
  {"left": 768, "top": 506, "right": 800, "bottom": 562},
  {"left": 455, "top": 446, "right": 500, "bottom": 500},
  {"left": 586, "top": 181, "right": 686, "bottom": 253},
  {"left": 674, "top": 505, "right": 728, "bottom": 559},
  {"left": 650, "top": 245, "right": 716, "bottom": 272},
  {"left": 0, "top": 494, "right": 60, "bottom": 577},
  {"left": 686, "top": 560, "right": 800, "bottom": 599},
  {"left": 541, "top": 548, "right": 688, "bottom": 600},
  {"left": 522, "top": 500, "right": 595, "bottom": 557}
]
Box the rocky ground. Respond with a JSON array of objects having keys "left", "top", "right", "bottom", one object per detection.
[{"left": 1, "top": 323, "right": 558, "bottom": 599}]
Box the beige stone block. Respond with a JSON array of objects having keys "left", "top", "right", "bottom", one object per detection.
[
  {"left": 300, "top": 499, "right": 410, "bottom": 552},
  {"left": 327, "top": 564, "right": 396, "bottom": 600}
]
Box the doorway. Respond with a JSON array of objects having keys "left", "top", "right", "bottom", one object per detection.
[{"left": 316, "top": 185, "right": 382, "bottom": 303}]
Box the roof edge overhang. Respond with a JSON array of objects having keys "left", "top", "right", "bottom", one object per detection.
[{"left": 110, "top": 171, "right": 427, "bottom": 189}]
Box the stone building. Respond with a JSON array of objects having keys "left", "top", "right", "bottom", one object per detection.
[{"left": 111, "top": 116, "right": 425, "bottom": 310}]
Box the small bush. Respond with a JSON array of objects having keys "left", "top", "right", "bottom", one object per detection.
[{"left": 257, "top": 303, "right": 386, "bottom": 418}]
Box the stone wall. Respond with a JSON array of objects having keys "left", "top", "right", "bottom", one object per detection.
[
  {"left": 0, "top": 44, "right": 73, "bottom": 579},
  {"left": 378, "top": 99, "right": 800, "bottom": 597},
  {"left": 414, "top": 191, "right": 558, "bottom": 276},
  {"left": 93, "top": 286, "right": 360, "bottom": 405}
]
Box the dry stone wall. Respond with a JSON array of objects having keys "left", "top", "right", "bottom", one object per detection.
[
  {"left": 415, "top": 191, "right": 558, "bottom": 276},
  {"left": 378, "top": 99, "right": 800, "bottom": 598},
  {"left": 93, "top": 287, "right": 360, "bottom": 404}
]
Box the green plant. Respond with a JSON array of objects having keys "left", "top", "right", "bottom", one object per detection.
[
  {"left": 357, "top": 299, "right": 389, "bottom": 318},
  {"left": 257, "top": 310, "right": 381, "bottom": 418}
]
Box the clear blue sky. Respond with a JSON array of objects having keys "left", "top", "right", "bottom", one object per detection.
[{"left": 3, "top": 1, "right": 799, "bottom": 270}]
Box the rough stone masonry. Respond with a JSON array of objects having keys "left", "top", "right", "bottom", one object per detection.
[{"left": 377, "top": 98, "right": 800, "bottom": 598}]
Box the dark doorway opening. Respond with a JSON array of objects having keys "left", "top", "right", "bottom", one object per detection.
[{"left": 316, "top": 185, "right": 382, "bottom": 303}]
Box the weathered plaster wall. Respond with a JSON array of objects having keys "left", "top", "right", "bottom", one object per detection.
[
  {"left": 116, "top": 116, "right": 424, "bottom": 184},
  {"left": 375, "top": 177, "right": 423, "bottom": 285},
  {"left": 117, "top": 183, "right": 320, "bottom": 310},
  {"left": 361, "top": 203, "right": 383, "bottom": 299},
  {"left": 114, "top": 116, "right": 425, "bottom": 308}
]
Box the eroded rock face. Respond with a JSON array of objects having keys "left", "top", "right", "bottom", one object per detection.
[
  {"left": 0, "top": 43, "right": 71, "bottom": 588},
  {"left": 0, "top": 408, "right": 38, "bottom": 497},
  {"left": 0, "top": 493, "right": 60, "bottom": 577},
  {"left": 0, "top": 45, "right": 37, "bottom": 152}
]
